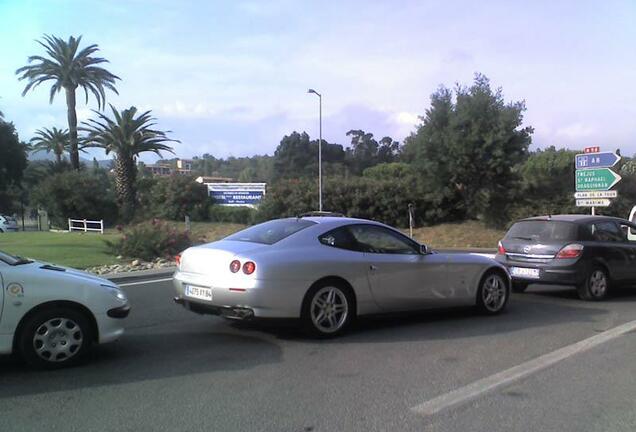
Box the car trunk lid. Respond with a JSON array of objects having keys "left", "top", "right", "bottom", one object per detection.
[{"left": 180, "top": 240, "right": 268, "bottom": 275}]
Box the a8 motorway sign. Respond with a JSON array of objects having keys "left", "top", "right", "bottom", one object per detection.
[{"left": 575, "top": 152, "right": 620, "bottom": 169}]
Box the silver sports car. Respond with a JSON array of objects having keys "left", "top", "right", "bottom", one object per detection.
[{"left": 173, "top": 215, "right": 510, "bottom": 336}]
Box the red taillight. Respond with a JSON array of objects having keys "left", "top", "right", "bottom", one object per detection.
[
  {"left": 498, "top": 241, "right": 506, "bottom": 255},
  {"left": 175, "top": 254, "right": 181, "bottom": 266},
  {"left": 230, "top": 260, "right": 241, "bottom": 273},
  {"left": 556, "top": 243, "right": 584, "bottom": 259},
  {"left": 242, "top": 261, "right": 256, "bottom": 275}
]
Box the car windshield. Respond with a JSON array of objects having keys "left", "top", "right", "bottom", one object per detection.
[
  {"left": 505, "top": 221, "right": 578, "bottom": 242},
  {"left": 224, "top": 219, "right": 316, "bottom": 245}
]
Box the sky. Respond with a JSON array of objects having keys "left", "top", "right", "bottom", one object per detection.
[{"left": 0, "top": 0, "right": 635, "bottom": 162}]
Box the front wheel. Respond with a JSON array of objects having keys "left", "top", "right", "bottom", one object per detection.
[
  {"left": 577, "top": 266, "right": 609, "bottom": 301},
  {"left": 301, "top": 282, "right": 354, "bottom": 338},
  {"left": 476, "top": 272, "right": 509, "bottom": 315},
  {"left": 18, "top": 307, "right": 93, "bottom": 369}
]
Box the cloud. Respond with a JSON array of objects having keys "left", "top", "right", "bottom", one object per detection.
[{"left": 555, "top": 123, "right": 597, "bottom": 140}]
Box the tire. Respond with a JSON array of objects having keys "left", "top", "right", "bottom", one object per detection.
[
  {"left": 476, "top": 271, "right": 509, "bottom": 315},
  {"left": 577, "top": 266, "right": 609, "bottom": 301},
  {"left": 18, "top": 307, "right": 93, "bottom": 369},
  {"left": 301, "top": 281, "right": 355, "bottom": 338},
  {"left": 511, "top": 281, "right": 529, "bottom": 293}
]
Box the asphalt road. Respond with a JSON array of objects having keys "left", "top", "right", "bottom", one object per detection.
[{"left": 2, "top": 279, "right": 636, "bottom": 432}]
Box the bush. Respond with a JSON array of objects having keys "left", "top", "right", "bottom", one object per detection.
[
  {"left": 139, "top": 175, "right": 210, "bottom": 221},
  {"left": 107, "top": 219, "right": 192, "bottom": 261},
  {"left": 208, "top": 205, "right": 256, "bottom": 224},
  {"left": 256, "top": 176, "right": 442, "bottom": 227},
  {"left": 30, "top": 169, "right": 117, "bottom": 228}
]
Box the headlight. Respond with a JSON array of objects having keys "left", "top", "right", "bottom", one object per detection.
[{"left": 101, "top": 284, "right": 128, "bottom": 302}]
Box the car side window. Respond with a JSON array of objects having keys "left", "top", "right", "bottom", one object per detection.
[
  {"left": 590, "top": 222, "right": 624, "bottom": 242},
  {"left": 348, "top": 224, "right": 419, "bottom": 255},
  {"left": 318, "top": 227, "right": 359, "bottom": 251}
]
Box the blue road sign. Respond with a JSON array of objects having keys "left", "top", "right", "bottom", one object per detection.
[{"left": 575, "top": 152, "right": 621, "bottom": 169}]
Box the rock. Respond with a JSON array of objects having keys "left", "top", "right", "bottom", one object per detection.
[
  {"left": 116, "top": 255, "right": 123, "bottom": 260},
  {"left": 131, "top": 259, "right": 140, "bottom": 266}
]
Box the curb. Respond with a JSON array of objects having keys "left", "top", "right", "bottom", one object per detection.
[{"left": 103, "top": 267, "right": 176, "bottom": 283}]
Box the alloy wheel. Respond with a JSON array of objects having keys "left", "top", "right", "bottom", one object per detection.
[
  {"left": 589, "top": 270, "right": 608, "bottom": 298},
  {"left": 482, "top": 274, "right": 507, "bottom": 312},
  {"left": 310, "top": 286, "right": 349, "bottom": 334}
]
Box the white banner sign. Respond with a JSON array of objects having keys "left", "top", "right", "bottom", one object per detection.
[
  {"left": 576, "top": 199, "right": 611, "bottom": 207},
  {"left": 574, "top": 191, "right": 618, "bottom": 199}
]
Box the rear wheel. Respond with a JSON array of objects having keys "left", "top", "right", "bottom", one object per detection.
[
  {"left": 301, "top": 282, "right": 354, "bottom": 338},
  {"left": 476, "top": 272, "right": 509, "bottom": 314},
  {"left": 18, "top": 307, "right": 93, "bottom": 369},
  {"left": 512, "top": 281, "right": 529, "bottom": 293},
  {"left": 577, "top": 266, "right": 609, "bottom": 301}
]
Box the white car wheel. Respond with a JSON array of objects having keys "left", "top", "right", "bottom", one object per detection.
[{"left": 19, "top": 307, "right": 93, "bottom": 369}]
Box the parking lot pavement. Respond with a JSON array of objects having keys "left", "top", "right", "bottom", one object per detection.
[{"left": 2, "top": 279, "right": 636, "bottom": 431}]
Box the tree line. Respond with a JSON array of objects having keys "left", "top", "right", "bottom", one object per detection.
[{"left": 2, "top": 35, "right": 635, "bottom": 230}]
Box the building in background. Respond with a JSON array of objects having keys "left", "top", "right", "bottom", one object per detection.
[{"left": 143, "top": 159, "right": 194, "bottom": 176}]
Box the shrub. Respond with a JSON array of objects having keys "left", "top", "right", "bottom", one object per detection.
[
  {"left": 107, "top": 219, "right": 192, "bottom": 261},
  {"left": 30, "top": 169, "right": 117, "bottom": 228},
  {"left": 140, "top": 175, "right": 210, "bottom": 221},
  {"left": 256, "top": 176, "right": 442, "bottom": 227},
  {"left": 208, "top": 205, "right": 256, "bottom": 224}
]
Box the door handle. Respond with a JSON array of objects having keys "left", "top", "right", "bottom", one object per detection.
[{"left": 369, "top": 265, "right": 378, "bottom": 271}]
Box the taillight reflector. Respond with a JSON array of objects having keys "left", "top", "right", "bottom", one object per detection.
[
  {"left": 243, "top": 261, "right": 256, "bottom": 275},
  {"left": 498, "top": 241, "right": 506, "bottom": 255},
  {"left": 230, "top": 260, "right": 241, "bottom": 273},
  {"left": 175, "top": 254, "right": 181, "bottom": 266},
  {"left": 556, "top": 243, "right": 584, "bottom": 259}
]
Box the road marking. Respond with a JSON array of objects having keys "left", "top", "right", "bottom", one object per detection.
[
  {"left": 411, "top": 319, "right": 636, "bottom": 417},
  {"left": 117, "top": 277, "right": 173, "bottom": 287}
]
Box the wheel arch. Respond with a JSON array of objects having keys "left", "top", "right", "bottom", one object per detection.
[
  {"left": 302, "top": 275, "right": 358, "bottom": 316},
  {"left": 476, "top": 266, "right": 511, "bottom": 300},
  {"left": 12, "top": 300, "right": 99, "bottom": 351},
  {"left": 589, "top": 258, "right": 611, "bottom": 280}
]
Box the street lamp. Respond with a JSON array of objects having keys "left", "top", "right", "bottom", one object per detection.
[{"left": 307, "top": 88, "right": 322, "bottom": 212}]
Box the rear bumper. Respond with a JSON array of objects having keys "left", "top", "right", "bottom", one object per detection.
[
  {"left": 172, "top": 270, "right": 307, "bottom": 318},
  {"left": 496, "top": 255, "right": 584, "bottom": 286}
]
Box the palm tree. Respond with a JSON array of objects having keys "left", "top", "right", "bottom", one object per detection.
[
  {"left": 29, "top": 127, "right": 70, "bottom": 163},
  {"left": 16, "top": 35, "right": 119, "bottom": 170},
  {"left": 81, "top": 105, "right": 178, "bottom": 221}
]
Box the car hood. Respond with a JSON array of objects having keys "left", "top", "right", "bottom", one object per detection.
[{"left": 23, "top": 261, "right": 113, "bottom": 286}]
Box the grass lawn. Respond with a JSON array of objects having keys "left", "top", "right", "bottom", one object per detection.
[
  {"left": 0, "top": 220, "right": 503, "bottom": 270},
  {"left": 0, "top": 231, "right": 122, "bottom": 269}
]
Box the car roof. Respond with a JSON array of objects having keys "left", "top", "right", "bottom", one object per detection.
[
  {"left": 295, "top": 216, "right": 387, "bottom": 228},
  {"left": 519, "top": 214, "right": 630, "bottom": 224}
]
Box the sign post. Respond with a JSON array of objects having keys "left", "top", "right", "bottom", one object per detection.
[{"left": 574, "top": 148, "right": 621, "bottom": 214}]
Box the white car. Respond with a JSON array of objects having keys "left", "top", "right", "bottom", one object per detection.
[
  {"left": 0, "top": 215, "right": 18, "bottom": 232},
  {"left": 0, "top": 250, "right": 130, "bottom": 368}
]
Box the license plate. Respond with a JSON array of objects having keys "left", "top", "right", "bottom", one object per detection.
[
  {"left": 184, "top": 284, "right": 212, "bottom": 301},
  {"left": 510, "top": 267, "right": 540, "bottom": 279}
]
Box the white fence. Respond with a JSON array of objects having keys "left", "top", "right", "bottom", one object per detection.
[{"left": 68, "top": 218, "right": 104, "bottom": 234}]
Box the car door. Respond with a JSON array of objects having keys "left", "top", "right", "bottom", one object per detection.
[
  {"left": 588, "top": 221, "right": 631, "bottom": 281},
  {"left": 346, "top": 224, "right": 448, "bottom": 311}
]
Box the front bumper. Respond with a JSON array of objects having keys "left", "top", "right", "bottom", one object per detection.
[{"left": 107, "top": 304, "right": 131, "bottom": 318}]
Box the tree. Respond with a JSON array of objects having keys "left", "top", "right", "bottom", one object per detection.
[
  {"left": 345, "top": 130, "right": 400, "bottom": 175},
  {"left": 404, "top": 74, "right": 533, "bottom": 226},
  {"left": 81, "top": 105, "right": 178, "bottom": 222},
  {"left": 29, "top": 127, "right": 70, "bottom": 163},
  {"left": 273, "top": 131, "right": 346, "bottom": 179},
  {"left": 16, "top": 35, "right": 119, "bottom": 170},
  {"left": 0, "top": 120, "right": 29, "bottom": 213}
]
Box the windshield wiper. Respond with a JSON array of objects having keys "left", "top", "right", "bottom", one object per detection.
[
  {"left": 511, "top": 236, "right": 533, "bottom": 241},
  {"left": 12, "top": 256, "right": 33, "bottom": 266}
]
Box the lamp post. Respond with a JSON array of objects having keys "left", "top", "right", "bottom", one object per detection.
[{"left": 307, "top": 88, "right": 322, "bottom": 212}]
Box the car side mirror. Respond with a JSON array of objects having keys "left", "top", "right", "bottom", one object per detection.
[{"left": 420, "top": 244, "right": 429, "bottom": 255}]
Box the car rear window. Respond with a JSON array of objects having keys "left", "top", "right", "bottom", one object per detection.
[
  {"left": 224, "top": 219, "right": 316, "bottom": 245},
  {"left": 505, "top": 221, "right": 578, "bottom": 242}
]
